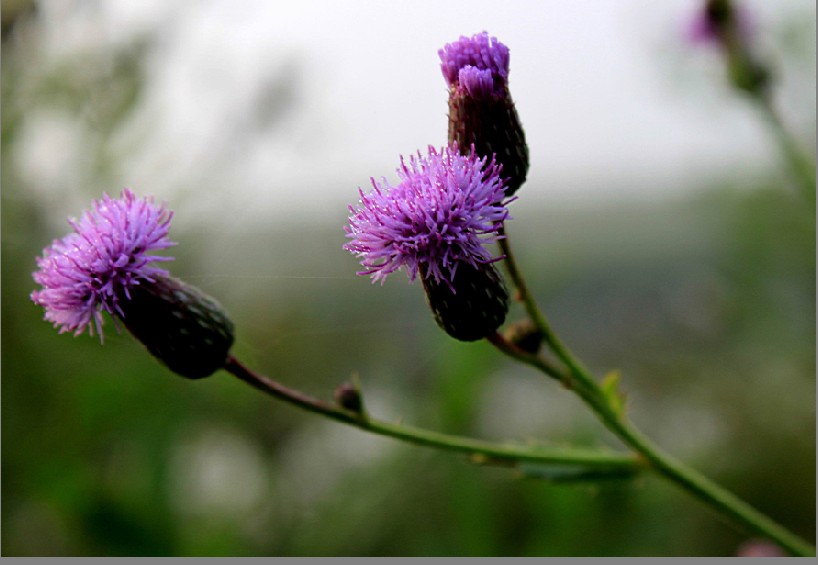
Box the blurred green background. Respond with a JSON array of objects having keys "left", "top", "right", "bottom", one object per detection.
[{"left": 2, "top": 0, "right": 815, "bottom": 557}]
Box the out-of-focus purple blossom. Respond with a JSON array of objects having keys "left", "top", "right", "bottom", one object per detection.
[
  {"left": 685, "top": 0, "right": 755, "bottom": 47},
  {"left": 343, "top": 145, "right": 512, "bottom": 291},
  {"left": 736, "top": 539, "right": 786, "bottom": 557},
  {"left": 31, "top": 188, "right": 175, "bottom": 339},
  {"left": 685, "top": 0, "right": 768, "bottom": 94}
]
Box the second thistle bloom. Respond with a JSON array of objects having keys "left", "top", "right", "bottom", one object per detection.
[
  {"left": 344, "top": 145, "right": 510, "bottom": 288},
  {"left": 344, "top": 145, "right": 512, "bottom": 341},
  {"left": 439, "top": 31, "right": 529, "bottom": 196}
]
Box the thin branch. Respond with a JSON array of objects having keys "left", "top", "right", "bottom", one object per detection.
[{"left": 223, "top": 355, "right": 642, "bottom": 473}]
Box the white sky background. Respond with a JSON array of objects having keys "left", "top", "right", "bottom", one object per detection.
[{"left": 16, "top": 0, "right": 816, "bottom": 230}]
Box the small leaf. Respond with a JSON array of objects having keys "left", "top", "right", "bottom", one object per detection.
[{"left": 601, "top": 370, "right": 627, "bottom": 418}]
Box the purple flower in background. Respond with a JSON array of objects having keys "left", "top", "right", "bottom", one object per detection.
[
  {"left": 686, "top": 0, "right": 754, "bottom": 46},
  {"left": 685, "top": 0, "right": 767, "bottom": 93},
  {"left": 31, "top": 188, "right": 175, "bottom": 338},
  {"left": 736, "top": 539, "right": 785, "bottom": 557},
  {"left": 439, "top": 32, "right": 528, "bottom": 196},
  {"left": 344, "top": 145, "right": 511, "bottom": 291}
]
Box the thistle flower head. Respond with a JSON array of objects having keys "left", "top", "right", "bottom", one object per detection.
[
  {"left": 439, "top": 31, "right": 510, "bottom": 92},
  {"left": 31, "top": 189, "right": 234, "bottom": 378},
  {"left": 343, "top": 145, "right": 512, "bottom": 291},
  {"left": 31, "top": 188, "right": 175, "bottom": 338},
  {"left": 439, "top": 32, "right": 529, "bottom": 196}
]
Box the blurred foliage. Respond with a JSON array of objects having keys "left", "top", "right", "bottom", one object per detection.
[{"left": 2, "top": 2, "right": 815, "bottom": 557}]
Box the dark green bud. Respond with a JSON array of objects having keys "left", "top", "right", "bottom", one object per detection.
[{"left": 334, "top": 382, "right": 364, "bottom": 414}]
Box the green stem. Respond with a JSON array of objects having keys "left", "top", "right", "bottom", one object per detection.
[
  {"left": 499, "top": 226, "right": 571, "bottom": 360},
  {"left": 753, "top": 92, "right": 816, "bottom": 206},
  {"left": 498, "top": 226, "right": 603, "bottom": 399},
  {"left": 607, "top": 417, "right": 815, "bottom": 557},
  {"left": 223, "top": 356, "right": 640, "bottom": 472},
  {"left": 497, "top": 227, "right": 815, "bottom": 557}
]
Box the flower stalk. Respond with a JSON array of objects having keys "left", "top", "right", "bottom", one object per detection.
[
  {"left": 495, "top": 226, "right": 816, "bottom": 557},
  {"left": 222, "top": 355, "right": 641, "bottom": 474}
]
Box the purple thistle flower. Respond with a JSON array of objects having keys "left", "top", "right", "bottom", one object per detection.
[
  {"left": 31, "top": 188, "right": 235, "bottom": 378},
  {"left": 343, "top": 145, "right": 512, "bottom": 291},
  {"left": 31, "top": 188, "right": 175, "bottom": 339},
  {"left": 439, "top": 32, "right": 529, "bottom": 196}
]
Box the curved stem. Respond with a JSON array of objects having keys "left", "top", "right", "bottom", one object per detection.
[
  {"left": 497, "top": 228, "right": 815, "bottom": 557},
  {"left": 223, "top": 355, "right": 641, "bottom": 472}
]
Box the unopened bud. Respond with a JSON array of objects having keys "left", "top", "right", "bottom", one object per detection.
[{"left": 334, "top": 382, "right": 364, "bottom": 414}]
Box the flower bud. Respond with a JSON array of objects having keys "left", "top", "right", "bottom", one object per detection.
[
  {"left": 440, "top": 32, "right": 529, "bottom": 196},
  {"left": 334, "top": 382, "right": 364, "bottom": 414}
]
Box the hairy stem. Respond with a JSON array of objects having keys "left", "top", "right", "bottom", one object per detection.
[{"left": 497, "top": 228, "right": 815, "bottom": 557}]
